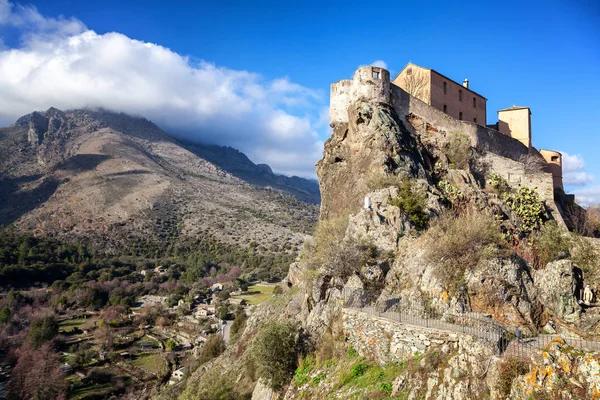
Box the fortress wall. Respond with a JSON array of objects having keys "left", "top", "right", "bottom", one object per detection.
[
  {"left": 391, "top": 85, "right": 529, "bottom": 162},
  {"left": 330, "top": 80, "right": 352, "bottom": 124},
  {"left": 330, "top": 67, "right": 391, "bottom": 125},
  {"left": 481, "top": 153, "right": 555, "bottom": 202}
]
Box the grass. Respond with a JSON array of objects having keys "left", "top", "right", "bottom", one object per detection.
[
  {"left": 67, "top": 383, "right": 113, "bottom": 400},
  {"left": 130, "top": 354, "right": 167, "bottom": 375},
  {"left": 231, "top": 284, "right": 275, "bottom": 305},
  {"left": 59, "top": 318, "right": 94, "bottom": 333}
]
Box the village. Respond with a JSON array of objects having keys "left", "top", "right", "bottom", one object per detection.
[{"left": 52, "top": 267, "right": 279, "bottom": 397}]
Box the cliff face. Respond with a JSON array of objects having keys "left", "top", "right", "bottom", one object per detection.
[{"left": 316, "top": 100, "right": 428, "bottom": 220}]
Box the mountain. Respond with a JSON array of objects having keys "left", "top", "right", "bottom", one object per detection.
[
  {"left": 181, "top": 142, "right": 320, "bottom": 204},
  {"left": 0, "top": 107, "right": 318, "bottom": 258}
]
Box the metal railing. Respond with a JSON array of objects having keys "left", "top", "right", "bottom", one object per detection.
[{"left": 341, "top": 288, "right": 600, "bottom": 358}]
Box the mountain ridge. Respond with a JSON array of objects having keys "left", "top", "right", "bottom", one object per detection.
[{"left": 0, "top": 107, "right": 318, "bottom": 263}]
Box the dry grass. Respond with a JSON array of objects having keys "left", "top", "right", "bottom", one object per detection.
[{"left": 425, "top": 209, "right": 503, "bottom": 293}]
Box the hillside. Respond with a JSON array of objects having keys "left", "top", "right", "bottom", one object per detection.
[
  {"left": 181, "top": 142, "right": 320, "bottom": 204},
  {"left": 0, "top": 107, "right": 318, "bottom": 260}
]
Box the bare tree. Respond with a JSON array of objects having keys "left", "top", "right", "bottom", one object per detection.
[
  {"left": 519, "top": 154, "right": 547, "bottom": 174},
  {"left": 9, "top": 342, "right": 66, "bottom": 400},
  {"left": 403, "top": 70, "right": 429, "bottom": 102}
]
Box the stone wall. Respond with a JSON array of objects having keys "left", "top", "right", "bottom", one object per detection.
[
  {"left": 342, "top": 308, "right": 495, "bottom": 365},
  {"left": 391, "top": 85, "right": 530, "bottom": 162}
]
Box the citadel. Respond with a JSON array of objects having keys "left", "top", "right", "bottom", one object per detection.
[{"left": 328, "top": 63, "right": 573, "bottom": 226}]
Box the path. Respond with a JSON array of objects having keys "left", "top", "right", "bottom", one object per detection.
[{"left": 345, "top": 305, "right": 600, "bottom": 357}]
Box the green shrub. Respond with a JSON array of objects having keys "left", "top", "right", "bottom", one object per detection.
[
  {"left": 252, "top": 321, "right": 297, "bottom": 390},
  {"left": 346, "top": 363, "right": 369, "bottom": 382},
  {"left": 390, "top": 177, "right": 429, "bottom": 230},
  {"left": 446, "top": 132, "right": 471, "bottom": 169},
  {"left": 380, "top": 382, "right": 393, "bottom": 393},
  {"left": 437, "top": 180, "right": 464, "bottom": 206},
  {"left": 535, "top": 221, "right": 571, "bottom": 265},
  {"left": 502, "top": 187, "right": 545, "bottom": 233},
  {"left": 165, "top": 339, "right": 176, "bottom": 351},
  {"left": 347, "top": 347, "right": 357, "bottom": 358},
  {"left": 487, "top": 173, "right": 509, "bottom": 194},
  {"left": 230, "top": 312, "right": 248, "bottom": 339},
  {"left": 198, "top": 334, "right": 225, "bottom": 365}
]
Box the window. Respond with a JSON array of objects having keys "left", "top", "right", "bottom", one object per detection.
[
  {"left": 474, "top": 118, "right": 477, "bottom": 123},
  {"left": 459, "top": 112, "right": 463, "bottom": 120},
  {"left": 443, "top": 104, "right": 447, "bottom": 113},
  {"left": 473, "top": 97, "right": 476, "bottom": 108},
  {"left": 443, "top": 82, "right": 447, "bottom": 94},
  {"left": 407, "top": 68, "right": 412, "bottom": 76},
  {"left": 372, "top": 71, "right": 380, "bottom": 79},
  {"left": 459, "top": 90, "right": 463, "bottom": 101},
  {"left": 551, "top": 156, "right": 559, "bottom": 162}
]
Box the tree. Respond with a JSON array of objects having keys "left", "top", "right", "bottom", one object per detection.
[
  {"left": 166, "top": 339, "right": 176, "bottom": 351},
  {"left": 27, "top": 315, "right": 59, "bottom": 348},
  {"left": 403, "top": 69, "right": 429, "bottom": 102},
  {"left": 252, "top": 321, "right": 297, "bottom": 390},
  {"left": 198, "top": 334, "right": 225, "bottom": 365},
  {"left": 230, "top": 312, "right": 247, "bottom": 338},
  {"left": 9, "top": 342, "right": 67, "bottom": 400},
  {"left": 216, "top": 303, "right": 229, "bottom": 320},
  {"left": 94, "top": 325, "right": 114, "bottom": 352}
]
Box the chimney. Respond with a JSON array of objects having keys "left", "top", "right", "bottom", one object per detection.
[{"left": 463, "top": 79, "right": 469, "bottom": 89}]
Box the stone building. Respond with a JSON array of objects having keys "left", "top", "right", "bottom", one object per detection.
[{"left": 392, "top": 62, "right": 487, "bottom": 125}]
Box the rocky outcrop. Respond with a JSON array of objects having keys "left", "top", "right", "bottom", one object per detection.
[
  {"left": 510, "top": 338, "right": 600, "bottom": 399},
  {"left": 251, "top": 379, "right": 275, "bottom": 400},
  {"left": 467, "top": 256, "right": 543, "bottom": 328},
  {"left": 316, "top": 99, "right": 429, "bottom": 220},
  {"left": 535, "top": 260, "right": 583, "bottom": 323}
]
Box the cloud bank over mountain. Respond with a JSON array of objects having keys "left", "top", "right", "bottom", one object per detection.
[{"left": 0, "top": 0, "right": 325, "bottom": 178}]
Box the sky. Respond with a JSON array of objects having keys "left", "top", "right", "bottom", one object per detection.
[{"left": 0, "top": 0, "right": 599, "bottom": 203}]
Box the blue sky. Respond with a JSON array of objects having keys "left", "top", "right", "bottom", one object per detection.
[{"left": 0, "top": 0, "right": 599, "bottom": 203}]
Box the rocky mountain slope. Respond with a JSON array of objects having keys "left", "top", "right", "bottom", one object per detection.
[
  {"left": 0, "top": 107, "right": 317, "bottom": 256},
  {"left": 181, "top": 142, "right": 320, "bottom": 204}
]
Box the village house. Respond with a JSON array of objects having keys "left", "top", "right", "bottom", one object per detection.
[
  {"left": 169, "top": 367, "right": 186, "bottom": 385},
  {"left": 210, "top": 282, "right": 224, "bottom": 291}
]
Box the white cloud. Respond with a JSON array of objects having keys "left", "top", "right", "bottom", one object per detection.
[
  {"left": 562, "top": 152, "right": 585, "bottom": 172},
  {"left": 0, "top": 0, "right": 325, "bottom": 178},
  {"left": 370, "top": 60, "right": 388, "bottom": 69},
  {"left": 573, "top": 186, "right": 600, "bottom": 207},
  {"left": 560, "top": 151, "right": 595, "bottom": 186}
]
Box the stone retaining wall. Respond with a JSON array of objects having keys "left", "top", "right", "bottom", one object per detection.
[{"left": 342, "top": 308, "right": 495, "bottom": 365}]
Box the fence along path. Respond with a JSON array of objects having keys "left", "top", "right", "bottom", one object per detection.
[{"left": 341, "top": 290, "right": 600, "bottom": 358}]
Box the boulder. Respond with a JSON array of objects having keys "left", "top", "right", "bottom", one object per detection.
[
  {"left": 467, "top": 255, "right": 542, "bottom": 327},
  {"left": 534, "top": 260, "right": 583, "bottom": 323}
]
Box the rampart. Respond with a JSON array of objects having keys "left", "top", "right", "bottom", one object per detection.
[{"left": 391, "top": 85, "right": 530, "bottom": 162}]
